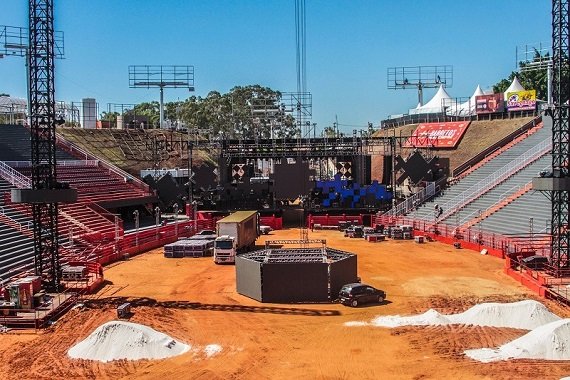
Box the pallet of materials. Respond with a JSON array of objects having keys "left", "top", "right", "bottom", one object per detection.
[
  {"left": 365, "top": 234, "right": 385, "bottom": 242},
  {"left": 164, "top": 239, "right": 214, "bottom": 258}
]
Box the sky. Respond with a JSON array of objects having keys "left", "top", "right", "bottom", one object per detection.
[{"left": 0, "top": 1, "right": 551, "bottom": 134}]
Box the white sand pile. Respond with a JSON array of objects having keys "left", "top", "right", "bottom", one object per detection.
[
  {"left": 204, "top": 344, "right": 223, "bottom": 358},
  {"left": 446, "top": 300, "right": 560, "bottom": 329},
  {"left": 68, "top": 321, "right": 190, "bottom": 362},
  {"left": 465, "top": 319, "right": 570, "bottom": 362},
  {"left": 346, "top": 300, "right": 560, "bottom": 330},
  {"left": 370, "top": 309, "right": 452, "bottom": 328}
]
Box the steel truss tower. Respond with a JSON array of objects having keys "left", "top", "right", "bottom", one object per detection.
[
  {"left": 552, "top": 0, "right": 570, "bottom": 269},
  {"left": 13, "top": 0, "right": 75, "bottom": 290},
  {"left": 29, "top": 0, "right": 60, "bottom": 290},
  {"left": 536, "top": 1, "right": 570, "bottom": 270}
]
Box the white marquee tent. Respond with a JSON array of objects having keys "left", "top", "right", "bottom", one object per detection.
[
  {"left": 410, "top": 85, "right": 454, "bottom": 114},
  {"left": 451, "top": 85, "right": 485, "bottom": 116},
  {"left": 504, "top": 76, "right": 525, "bottom": 99}
]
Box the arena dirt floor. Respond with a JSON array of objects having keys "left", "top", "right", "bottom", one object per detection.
[{"left": 2, "top": 228, "right": 570, "bottom": 380}]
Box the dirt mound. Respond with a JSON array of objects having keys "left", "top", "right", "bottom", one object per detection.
[
  {"left": 68, "top": 320, "right": 190, "bottom": 362},
  {"left": 465, "top": 319, "right": 570, "bottom": 362},
  {"left": 349, "top": 300, "right": 559, "bottom": 330}
]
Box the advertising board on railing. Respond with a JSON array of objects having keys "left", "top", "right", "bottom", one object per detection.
[
  {"left": 506, "top": 90, "right": 536, "bottom": 111},
  {"left": 404, "top": 121, "right": 471, "bottom": 148},
  {"left": 475, "top": 93, "right": 505, "bottom": 114}
]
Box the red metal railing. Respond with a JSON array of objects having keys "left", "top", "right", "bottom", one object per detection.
[{"left": 373, "top": 214, "right": 551, "bottom": 259}]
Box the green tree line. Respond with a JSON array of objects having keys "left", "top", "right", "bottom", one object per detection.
[{"left": 101, "top": 85, "right": 298, "bottom": 138}]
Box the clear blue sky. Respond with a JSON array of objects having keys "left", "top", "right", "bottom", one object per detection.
[{"left": 0, "top": 1, "right": 550, "bottom": 133}]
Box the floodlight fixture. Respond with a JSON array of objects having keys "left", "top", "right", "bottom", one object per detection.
[
  {"left": 387, "top": 65, "right": 453, "bottom": 106},
  {"left": 516, "top": 42, "right": 552, "bottom": 71},
  {"left": 0, "top": 25, "right": 64, "bottom": 58},
  {"left": 516, "top": 42, "right": 553, "bottom": 105},
  {"left": 129, "top": 65, "right": 195, "bottom": 128}
]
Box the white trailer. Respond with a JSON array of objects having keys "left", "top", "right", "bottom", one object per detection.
[{"left": 214, "top": 211, "right": 259, "bottom": 264}]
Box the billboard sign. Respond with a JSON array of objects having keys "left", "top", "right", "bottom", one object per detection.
[
  {"left": 506, "top": 90, "right": 536, "bottom": 111},
  {"left": 475, "top": 93, "right": 504, "bottom": 114},
  {"left": 404, "top": 121, "right": 471, "bottom": 149}
]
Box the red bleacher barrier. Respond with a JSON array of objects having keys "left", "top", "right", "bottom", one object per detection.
[
  {"left": 83, "top": 218, "right": 217, "bottom": 267},
  {"left": 373, "top": 214, "right": 550, "bottom": 260},
  {"left": 260, "top": 215, "right": 283, "bottom": 230},
  {"left": 307, "top": 214, "right": 364, "bottom": 228}
]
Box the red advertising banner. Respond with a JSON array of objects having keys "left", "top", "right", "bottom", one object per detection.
[
  {"left": 404, "top": 121, "right": 471, "bottom": 148},
  {"left": 475, "top": 93, "right": 504, "bottom": 114}
]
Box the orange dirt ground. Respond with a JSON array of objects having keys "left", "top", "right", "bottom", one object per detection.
[{"left": 2, "top": 228, "right": 570, "bottom": 380}]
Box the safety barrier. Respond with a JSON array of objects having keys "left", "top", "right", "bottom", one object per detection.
[
  {"left": 0, "top": 160, "right": 31, "bottom": 188},
  {"left": 260, "top": 215, "right": 283, "bottom": 230},
  {"left": 307, "top": 214, "right": 364, "bottom": 228},
  {"left": 384, "top": 181, "right": 438, "bottom": 217},
  {"left": 373, "top": 214, "right": 551, "bottom": 259}
]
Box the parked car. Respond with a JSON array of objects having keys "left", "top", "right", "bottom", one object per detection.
[
  {"left": 521, "top": 255, "right": 549, "bottom": 270},
  {"left": 259, "top": 225, "right": 273, "bottom": 235},
  {"left": 339, "top": 283, "right": 386, "bottom": 307},
  {"left": 197, "top": 229, "right": 216, "bottom": 236}
]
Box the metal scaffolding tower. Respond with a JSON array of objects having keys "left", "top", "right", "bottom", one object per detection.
[
  {"left": 551, "top": 0, "right": 570, "bottom": 269},
  {"left": 534, "top": 0, "right": 570, "bottom": 270},
  {"left": 11, "top": 0, "right": 76, "bottom": 291}
]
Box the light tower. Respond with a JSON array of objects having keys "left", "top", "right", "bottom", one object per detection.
[
  {"left": 128, "top": 65, "right": 194, "bottom": 129},
  {"left": 533, "top": 0, "right": 570, "bottom": 271},
  {"left": 387, "top": 65, "right": 453, "bottom": 106},
  {"left": 516, "top": 42, "right": 553, "bottom": 106},
  {"left": 11, "top": 0, "right": 77, "bottom": 292},
  {"left": 0, "top": 24, "right": 64, "bottom": 123}
]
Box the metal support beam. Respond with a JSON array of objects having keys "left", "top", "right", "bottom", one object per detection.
[
  {"left": 28, "top": 0, "right": 60, "bottom": 291},
  {"left": 551, "top": 0, "right": 570, "bottom": 269},
  {"left": 159, "top": 86, "right": 164, "bottom": 129}
]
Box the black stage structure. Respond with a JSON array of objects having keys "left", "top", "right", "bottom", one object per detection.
[
  {"left": 145, "top": 133, "right": 441, "bottom": 212},
  {"left": 236, "top": 247, "right": 357, "bottom": 303}
]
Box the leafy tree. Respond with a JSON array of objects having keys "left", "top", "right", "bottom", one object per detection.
[
  {"left": 125, "top": 85, "right": 301, "bottom": 137},
  {"left": 123, "top": 101, "right": 160, "bottom": 128},
  {"left": 100, "top": 111, "right": 119, "bottom": 122},
  {"left": 493, "top": 50, "right": 549, "bottom": 100},
  {"left": 322, "top": 126, "right": 337, "bottom": 138}
]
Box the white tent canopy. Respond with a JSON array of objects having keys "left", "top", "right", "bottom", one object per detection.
[
  {"left": 452, "top": 85, "right": 485, "bottom": 116},
  {"left": 504, "top": 76, "right": 525, "bottom": 99},
  {"left": 411, "top": 85, "right": 454, "bottom": 114}
]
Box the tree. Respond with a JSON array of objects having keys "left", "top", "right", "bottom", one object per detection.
[
  {"left": 493, "top": 50, "right": 549, "bottom": 100},
  {"left": 100, "top": 111, "right": 119, "bottom": 122},
  {"left": 322, "top": 126, "right": 337, "bottom": 138},
  {"left": 127, "top": 85, "right": 301, "bottom": 137},
  {"left": 123, "top": 102, "right": 160, "bottom": 128}
]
